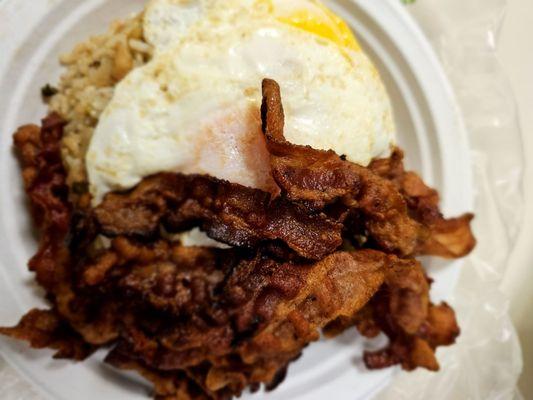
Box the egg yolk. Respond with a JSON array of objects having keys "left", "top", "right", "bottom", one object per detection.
[{"left": 275, "top": 1, "right": 360, "bottom": 51}]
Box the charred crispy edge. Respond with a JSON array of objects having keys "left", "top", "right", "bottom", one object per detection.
[
  {"left": 4, "top": 114, "right": 100, "bottom": 358},
  {"left": 13, "top": 113, "right": 70, "bottom": 228},
  {"left": 322, "top": 259, "right": 460, "bottom": 372},
  {"left": 417, "top": 214, "right": 476, "bottom": 259}
]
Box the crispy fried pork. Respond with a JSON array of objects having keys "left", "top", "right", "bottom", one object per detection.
[
  {"left": 93, "top": 81, "right": 475, "bottom": 262},
  {"left": 0, "top": 79, "right": 475, "bottom": 400},
  {"left": 12, "top": 115, "right": 71, "bottom": 291},
  {"left": 101, "top": 248, "right": 394, "bottom": 399},
  {"left": 324, "top": 259, "right": 460, "bottom": 371},
  {"left": 95, "top": 173, "right": 343, "bottom": 260},
  {"left": 261, "top": 79, "right": 475, "bottom": 259},
  {"left": 368, "top": 149, "right": 476, "bottom": 258},
  {"left": 0, "top": 309, "right": 94, "bottom": 361}
]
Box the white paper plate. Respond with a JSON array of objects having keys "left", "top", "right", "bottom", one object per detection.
[{"left": 0, "top": 0, "right": 473, "bottom": 399}]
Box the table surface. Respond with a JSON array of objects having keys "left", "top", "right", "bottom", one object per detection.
[{"left": 498, "top": 0, "right": 533, "bottom": 396}]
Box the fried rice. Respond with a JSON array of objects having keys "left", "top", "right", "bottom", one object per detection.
[{"left": 48, "top": 13, "right": 152, "bottom": 189}]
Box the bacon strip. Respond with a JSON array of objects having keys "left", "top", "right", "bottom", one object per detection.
[
  {"left": 13, "top": 114, "right": 71, "bottom": 290},
  {"left": 325, "top": 260, "right": 460, "bottom": 371},
  {"left": 261, "top": 78, "right": 475, "bottom": 258},
  {"left": 261, "top": 79, "right": 423, "bottom": 256},
  {"left": 94, "top": 80, "right": 474, "bottom": 260},
  {"left": 2, "top": 78, "right": 475, "bottom": 400},
  {"left": 95, "top": 173, "right": 343, "bottom": 260},
  {"left": 0, "top": 309, "right": 94, "bottom": 360},
  {"left": 369, "top": 149, "right": 476, "bottom": 258},
  {"left": 101, "top": 249, "right": 392, "bottom": 399}
]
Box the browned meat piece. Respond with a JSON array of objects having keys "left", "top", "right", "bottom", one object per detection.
[
  {"left": 12, "top": 114, "right": 71, "bottom": 290},
  {"left": 234, "top": 250, "right": 394, "bottom": 360},
  {"left": 95, "top": 173, "right": 343, "bottom": 260},
  {"left": 85, "top": 238, "right": 238, "bottom": 316},
  {"left": 262, "top": 78, "right": 475, "bottom": 258},
  {"left": 104, "top": 249, "right": 393, "bottom": 399},
  {"left": 261, "top": 79, "right": 421, "bottom": 256},
  {"left": 0, "top": 309, "right": 94, "bottom": 360},
  {"left": 337, "top": 261, "right": 460, "bottom": 371},
  {"left": 10, "top": 114, "right": 119, "bottom": 346},
  {"left": 93, "top": 80, "right": 475, "bottom": 261},
  {"left": 360, "top": 302, "right": 460, "bottom": 372},
  {"left": 261, "top": 79, "right": 361, "bottom": 205},
  {"left": 369, "top": 149, "right": 476, "bottom": 258}
]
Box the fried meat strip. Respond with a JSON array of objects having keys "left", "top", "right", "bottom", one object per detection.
[
  {"left": 37, "top": 232, "right": 394, "bottom": 398},
  {"left": 369, "top": 149, "right": 476, "bottom": 258},
  {"left": 94, "top": 80, "right": 474, "bottom": 261},
  {"left": 10, "top": 115, "right": 120, "bottom": 347},
  {"left": 261, "top": 79, "right": 420, "bottom": 256},
  {"left": 95, "top": 173, "right": 342, "bottom": 260},
  {"left": 0, "top": 309, "right": 94, "bottom": 360},
  {"left": 82, "top": 238, "right": 238, "bottom": 316},
  {"left": 261, "top": 78, "right": 474, "bottom": 258},
  {"left": 13, "top": 114, "right": 71, "bottom": 290},
  {"left": 325, "top": 260, "right": 460, "bottom": 371},
  {"left": 102, "top": 249, "right": 393, "bottom": 399},
  {"left": 3, "top": 117, "right": 399, "bottom": 400},
  {"left": 4, "top": 117, "right": 104, "bottom": 358}
]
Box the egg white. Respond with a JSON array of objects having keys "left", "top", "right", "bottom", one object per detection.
[{"left": 86, "top": 0, "right": 396, "bottom": 204}]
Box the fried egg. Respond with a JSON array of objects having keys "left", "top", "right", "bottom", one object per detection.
[{"left": 86, "top": 0, "right": 396, "bottom": 204}]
